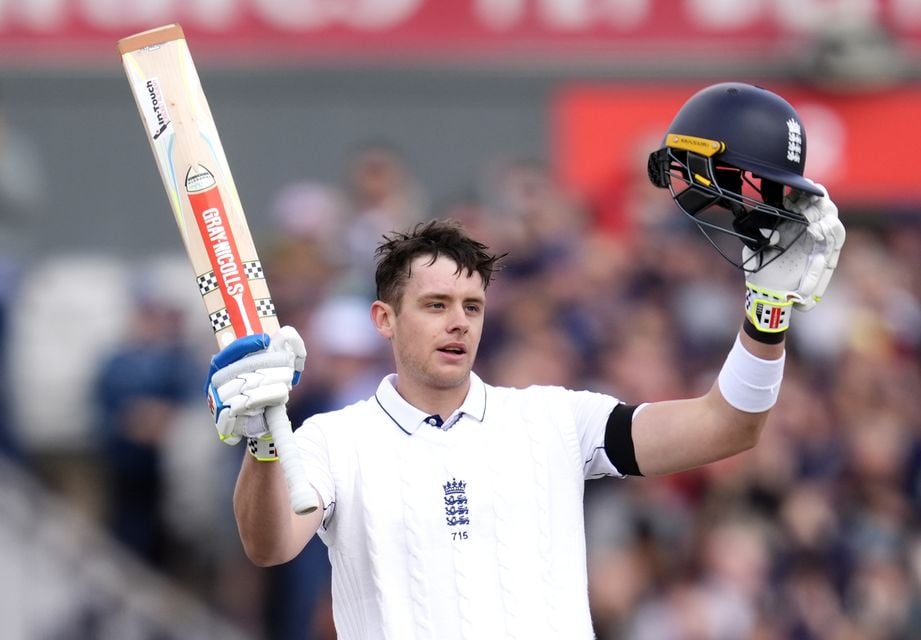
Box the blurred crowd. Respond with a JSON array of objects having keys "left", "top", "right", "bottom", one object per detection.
[{"left": 3, "top": 131, "right": 921, "bottom": 640}]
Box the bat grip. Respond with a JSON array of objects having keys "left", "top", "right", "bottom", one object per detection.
[{"left": 264, "top": 404, "right": 319, "bottom": 515}]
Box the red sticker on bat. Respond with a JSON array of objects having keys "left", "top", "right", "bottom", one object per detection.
[{"left": 186, "top": 164, "right": 261, "bottom": 338}]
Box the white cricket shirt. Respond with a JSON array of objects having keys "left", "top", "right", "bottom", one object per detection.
[{"left": 294, "top": 372, "right": 624, "bottom": 640}]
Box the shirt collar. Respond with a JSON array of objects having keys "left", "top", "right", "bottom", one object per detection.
[{"left": 374, "top": 371, "right": 487, "bottom": 435}]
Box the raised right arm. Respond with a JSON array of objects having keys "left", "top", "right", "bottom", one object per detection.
[
  {"left": 204, "top": 325, "right": 324, "bottom": 565},
  {"left": 234, "top": 454, "right": 323, "bottom": 566}
]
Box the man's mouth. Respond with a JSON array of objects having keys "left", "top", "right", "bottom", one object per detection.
[{"left": 438, "top": 345, "right": 467, "bottom": 355}]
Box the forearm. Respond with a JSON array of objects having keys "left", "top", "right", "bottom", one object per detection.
[
  {"left": 233, "top": 454, "right": 321, "bottom": 566},
  {"left": 633, "top": 392, "right": 765, "bottom": 476},
  {"left": 633, "top": 324, "right": 782, "bottom": 476}
]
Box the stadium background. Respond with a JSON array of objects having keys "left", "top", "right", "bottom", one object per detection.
[{"left": 1, "top": 1, "right": 920, "bottom": 638}]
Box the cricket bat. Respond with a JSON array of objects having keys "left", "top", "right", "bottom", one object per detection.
[{"left": 118, "top": 24, "right": 318, "bottom": 515}]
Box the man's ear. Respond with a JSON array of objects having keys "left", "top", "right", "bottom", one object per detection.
[{"left": 371, "top": 300, "right": 394, "bottom": 339}]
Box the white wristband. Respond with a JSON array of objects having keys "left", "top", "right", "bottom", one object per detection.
[{"left": 717, "top": 335, "right": 785, "bottom": 413}]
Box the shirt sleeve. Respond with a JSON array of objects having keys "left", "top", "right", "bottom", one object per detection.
[
  {"left": 563, "top": 388, "right": 624, "bottom": 479},
  {"left": 294, "top": 419, "right": 336, "bottom": 524}
]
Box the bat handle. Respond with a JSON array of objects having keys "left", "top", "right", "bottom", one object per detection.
[{"left": 264, "top": 404, "right": 319, "bottom": 515}]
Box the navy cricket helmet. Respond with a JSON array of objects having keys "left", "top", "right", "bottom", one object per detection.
[{"left": 648, "top": 82, "right": 821, "bottom": 272}]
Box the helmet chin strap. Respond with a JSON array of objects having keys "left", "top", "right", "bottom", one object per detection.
[
  {"left": 713, "top": 166, "right": 767, "bottom": 250},
  {"left": 731, "top": 205, "right": 780, "bottom": 252}
]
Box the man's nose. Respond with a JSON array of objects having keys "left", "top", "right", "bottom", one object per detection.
[{"left": 447, "top": 304, "right": 469, "bottom": 333}]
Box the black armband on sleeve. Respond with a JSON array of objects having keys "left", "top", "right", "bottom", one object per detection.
[{"left": 604, "top": 403, "right": 643, "bottom": 477}]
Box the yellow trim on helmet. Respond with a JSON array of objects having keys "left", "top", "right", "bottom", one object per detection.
[
  {"left": 666, "top": 133, "right": 726, "bottom": 157},
  {"left": 693, "top": 173, "right": 712, "bottom": 186}
]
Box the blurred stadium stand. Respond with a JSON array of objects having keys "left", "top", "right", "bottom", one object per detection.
[{"left": 0, "top": 456, "right": 248, "bottom": 639}]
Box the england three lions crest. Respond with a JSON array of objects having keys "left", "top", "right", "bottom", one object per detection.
[{"left": 443, "top": 477, "right": 470, "bottom": 526}]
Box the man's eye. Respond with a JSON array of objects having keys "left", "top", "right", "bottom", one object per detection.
[{"left": 465, "top": 305, "right": 481, "bottom": 314}]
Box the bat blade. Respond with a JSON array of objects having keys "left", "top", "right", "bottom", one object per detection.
[
  {"left": 118, "top": 24, "right": 317, "bottom": 516},
  {"left": 118, "top": 25, "right": 272, "bottom": 348}
]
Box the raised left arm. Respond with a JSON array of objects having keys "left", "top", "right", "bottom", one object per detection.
[{"left": 629, "top": 182, "right": 844, "bottom": 476}]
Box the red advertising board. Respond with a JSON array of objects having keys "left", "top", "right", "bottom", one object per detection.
[
  {"left": 1, "top": 0, "right": 919, "bottom": 62},
  {"left": 553, "top": 84, "right": 921, "bottom": 231}
]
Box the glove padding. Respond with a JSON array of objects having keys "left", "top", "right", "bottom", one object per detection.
[
  {"left": 744, "top": 182, "right": 845, "bottom": 322},
  {"left": 206, "top": 326, "right": 306, "bottom": 445}
]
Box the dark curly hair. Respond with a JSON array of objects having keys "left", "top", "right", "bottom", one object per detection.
[{"left": 374, "top": 219, "right": 505, "bottom": 311}]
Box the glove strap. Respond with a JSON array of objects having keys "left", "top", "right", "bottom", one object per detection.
[
  {"left": 247, "top": 435, "right": 278, "bottom": 462},
  {"left": 745, "top": 283, "right": 793, "bottom": 334}
]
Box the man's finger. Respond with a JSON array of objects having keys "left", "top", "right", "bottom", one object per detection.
[{"left": 211, "top": 351, "right": 293, "bottom": 388}]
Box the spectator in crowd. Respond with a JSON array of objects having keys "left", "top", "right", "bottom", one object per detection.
[
  {"left": 93, "top": 285, "right": 200, "bottom": 568},
  {"left": 264, "top": 180, "right": 351, "bottom": 330},
  {"left": 341, "top": 141, "right": 428, "bottom": 297},
  {"left": 0, "top": 87, "right": 47, "bottom": 461}
]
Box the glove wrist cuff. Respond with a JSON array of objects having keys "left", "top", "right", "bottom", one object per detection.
[
  {"left": 247, "top": 435, "right": 278, "bottom": 462},
  {"left": 745, "top": 283, "right": 793, "bottom": 334}
]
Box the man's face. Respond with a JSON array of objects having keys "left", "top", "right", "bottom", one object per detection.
[{"left": 374, "top": 255, "right": 485, "bottom": 393}]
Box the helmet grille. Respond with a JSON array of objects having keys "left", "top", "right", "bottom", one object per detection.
[{"left": 648, "top": 147, "right": 808, "bottom": 273}]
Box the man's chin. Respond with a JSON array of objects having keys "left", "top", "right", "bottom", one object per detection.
[{"left": 427, "top": 367, "right": 471, "bottom": 390}]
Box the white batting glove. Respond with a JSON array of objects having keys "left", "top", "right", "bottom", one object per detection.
[
  {"left": 205, "top": 326, "right": 306, "bottom": 447},
  {"left": 743, "top": 182, "right": 846, "bottom": 334}
]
